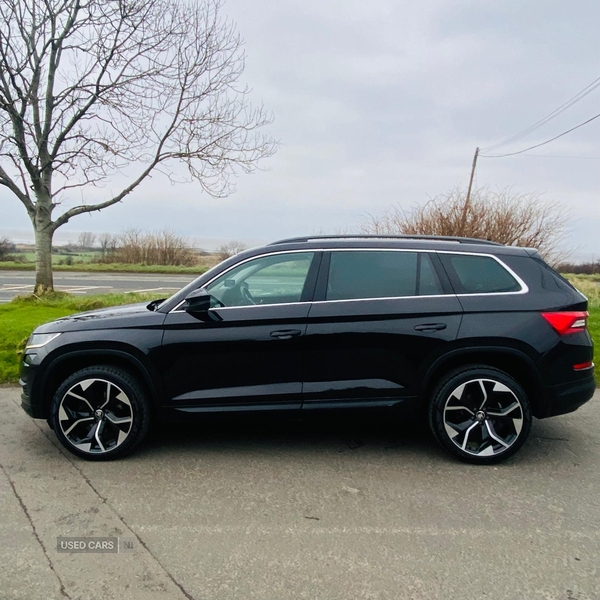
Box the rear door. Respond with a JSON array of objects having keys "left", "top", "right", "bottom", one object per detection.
[{"left": 302, "top": 249, "right": 463, "bottom": 408}]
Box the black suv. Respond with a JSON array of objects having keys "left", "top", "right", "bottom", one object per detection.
[{"left": 20, "top": 235, "right": 595, "bottom": 463}]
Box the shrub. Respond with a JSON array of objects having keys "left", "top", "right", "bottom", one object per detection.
[
  {"left": 216, "top": 241, "right": 247, "bottom": 261},
  {"left": 0, "top": 237, "right": 16, "bottom": 260},
  {"left": 359, "top": 187, "right": 570, "bottom": 265},
  {"left": 97, "top": 228, "right": 196, "bottom": 266}
]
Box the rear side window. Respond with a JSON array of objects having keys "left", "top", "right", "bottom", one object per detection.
[
  {"left": 446, "top": 254, "right": 521, "bottom": 294},
  {"left": 326, "top": 251, "right": 443, "bottom": 301}
]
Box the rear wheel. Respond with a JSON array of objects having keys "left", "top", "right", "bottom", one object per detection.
[
  {"left": 50, "top": 366, "right": 151, "bottom": 461},
  {"left": 428, "top": 366, "right": 532, "bottom": 464}
]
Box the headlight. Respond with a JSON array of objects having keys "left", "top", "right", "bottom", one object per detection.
[{"left": 25, "top": 333, "right": 62, "bottom": 349}]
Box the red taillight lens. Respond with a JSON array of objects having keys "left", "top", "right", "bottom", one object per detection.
[
  {"left": 573, "top": 361, "right": 594, "bottom": 371},
  {"left": 541, "top": 311, "right": 589, "bottom": 336}
]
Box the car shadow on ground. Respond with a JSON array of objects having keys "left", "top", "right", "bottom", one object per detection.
[
  {"left": 137, "top": 407, "right": 436, "bottom": 457},
  {"left": 131, "top": 407, "right": 578, "bottom": 466}
]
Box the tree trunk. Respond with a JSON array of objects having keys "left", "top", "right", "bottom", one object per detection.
[{"left": 34, "top": 225, "right": 54, "bottom": 294}]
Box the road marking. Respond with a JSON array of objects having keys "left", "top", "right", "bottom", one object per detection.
[
  {"left": 1, "top": 284, "right": 114, "bottom": 296},
  {"left": 125, "top": 287, "right": 180, "bottom": 293},
  {"left": 1, "top": 284, "right": 33, "bottom": 290},
  {"left": 56, "top": 285, "right": 113, "bottom": 294}
]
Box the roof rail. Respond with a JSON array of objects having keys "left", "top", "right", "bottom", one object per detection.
[{"left": 269, "top": 234, "right": 503, "bottom": 246}]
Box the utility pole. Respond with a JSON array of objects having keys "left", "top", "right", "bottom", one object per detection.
[{"left": 461, "top": 147, "right": 479, "bottom": 234}]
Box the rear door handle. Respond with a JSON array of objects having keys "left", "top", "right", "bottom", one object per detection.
[
  {"left": 414, "top": 323, "right": 447, "bottom": 332},
  {"left": 270, "top": 329, "right": 302, "bottom": 339}
]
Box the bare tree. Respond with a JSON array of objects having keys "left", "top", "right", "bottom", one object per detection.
[
  {"left": 216, "top": 240, "right": 247, "bottom": 260},
  {"left": 77, "top": 231, "right": 96, "bottom": 249},
  {"left": 98, "top": 232, "right": 116, "bottom": 261},
  {"left": 0, "top": 0, "right": 276, "bottom": 293},
  {"left": 359, "top": 187, "right": 571, "bottom": 264}
]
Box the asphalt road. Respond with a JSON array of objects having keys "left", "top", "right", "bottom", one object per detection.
[
  {"left": 1, "top": 386, "right": 599, "bottom": 600},
  {"left": 0, "top": 270, "right": 196, "bottom": 302}
]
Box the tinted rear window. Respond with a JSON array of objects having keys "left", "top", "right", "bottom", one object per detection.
[
  {"left": 326, "top": 251, "right": 443, "bottom": 300},
  {"left": 447, "top": 254, "right": 521, "bottom": 294}
]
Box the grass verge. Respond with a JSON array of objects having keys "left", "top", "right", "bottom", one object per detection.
[
  {"left": 0, "top": 292, "right": 164, "bottom": 384},
  {"left": 0, "top": 261, "right": 211, "bottom": 274},
  {"left": 562, "top": 275, "right": 599, "bottom": 385},
  {"left": 561, "top": 273, "right": 600, "bottom": 283}
]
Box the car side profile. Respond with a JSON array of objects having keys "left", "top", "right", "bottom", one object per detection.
[{"left": 20, "top": 235, "right": 595, "bottom": 464}]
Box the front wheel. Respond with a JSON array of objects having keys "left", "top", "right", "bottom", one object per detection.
[
  {"left": 428, "top": 366, "right": 532, "bottom": 464},
  {"left": 50, "top": 366, "right": 151, "bottom": 461}
]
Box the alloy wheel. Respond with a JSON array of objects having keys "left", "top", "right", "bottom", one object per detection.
[
  {"left": 443, "top": 378, "right": 524, "bottom": 457},
  {"left": 58, "top": 378, "right": 134, "bottom": 454}
]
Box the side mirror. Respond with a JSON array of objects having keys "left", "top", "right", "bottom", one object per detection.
[{"left": 183, "top": 288, "right": 212, "bottom": 313}]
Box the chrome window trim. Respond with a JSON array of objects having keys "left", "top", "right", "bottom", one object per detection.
[
  {"left": 311, "top": 293, "right": 451, "bottom": 305},
  {"left": 434, "top": 250, "right": 528, "bottom": 296},
  {"left": 169, "top": 247, "right": 528, "bottom": 313}
]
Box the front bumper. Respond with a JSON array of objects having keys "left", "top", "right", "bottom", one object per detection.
[
  {"left": 20, "top": 384, "right": 38, "bottom": 417},
  {"left": 19, "top": 356, "right": 45, "bottom": 419}
]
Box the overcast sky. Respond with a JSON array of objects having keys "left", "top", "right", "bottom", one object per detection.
[{"left": 2, "top": 0, "right": 600, "bottom": 257}]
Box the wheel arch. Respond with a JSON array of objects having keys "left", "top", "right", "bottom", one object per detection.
[
  {"left": 38, "top": 349, "right": 161, "bottom": 420},
  {"left": 420, "top": 347, "right": 545, "bottom": 417}
]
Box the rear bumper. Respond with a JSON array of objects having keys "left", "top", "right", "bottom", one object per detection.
[{"left": 537, "top": 374, "right": 596, "bottom": 418}]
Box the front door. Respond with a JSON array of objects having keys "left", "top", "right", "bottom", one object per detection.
[{"left": 161, "top": 251, "right": 320, "bottom": 413}]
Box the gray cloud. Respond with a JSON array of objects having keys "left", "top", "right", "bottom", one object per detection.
[{"left": 2, "top": 0, "right": 599, "bottom": 256}]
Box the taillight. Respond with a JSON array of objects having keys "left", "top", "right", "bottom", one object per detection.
[{"left": 541, "top": 311, "right": 589, "bottom": 336}]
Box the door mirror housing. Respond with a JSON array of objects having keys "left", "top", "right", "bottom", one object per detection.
[{"left": 183, "top": 288, "right": 212, "bottom": 313}]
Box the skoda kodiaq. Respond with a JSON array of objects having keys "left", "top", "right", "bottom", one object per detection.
[{"left": 20, "top": 235, "right": 596, "bottom": 463}]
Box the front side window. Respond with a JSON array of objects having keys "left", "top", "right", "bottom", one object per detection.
[
  {"left": 446, "top": 254, "right": 521, "bottom": 294},
  {"left": 206, "top": 252, "right": 315, "bottom": 307},
  {"left": 326, "top": 251, "right": 443, "bottom": 301}
]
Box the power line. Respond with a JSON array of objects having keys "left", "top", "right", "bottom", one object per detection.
[
  {"left": 480, "top": 75, "right": 600, "bottom": 153},
  {"left": 501, "top": 154, "right": 600, "bottom": 160},
  {"left": 480, "top": 111, "right": 600, "bottom": 158}
]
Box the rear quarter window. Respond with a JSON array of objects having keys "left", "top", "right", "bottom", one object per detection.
[{"left": 445, "top": 254, "right": 522, "bottom": 294}]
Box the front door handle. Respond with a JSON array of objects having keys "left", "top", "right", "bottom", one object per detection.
[
  {"left": 270, "top": 329, "right": 302, "bottom": 340},
  {"left": 414, "top": 323, "right": 447, "bottom": 332}
]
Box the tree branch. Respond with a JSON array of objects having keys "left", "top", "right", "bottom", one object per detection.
[{"left": 0, "top": 162, "right": 34, "bottom": 213}]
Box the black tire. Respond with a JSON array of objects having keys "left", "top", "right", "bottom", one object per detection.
[
  {"left": 428, "top": 365, "right": 532, "bottom": 464},
  {"left": 50, "top": 365, "right": 151, "bottom": 461}
]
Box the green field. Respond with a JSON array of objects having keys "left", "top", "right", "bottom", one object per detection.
[
  {"left": 0, "top": 261, "right": 211, "bottom": 274},
  {"left": 0, "top": 246, "right": 220, "bottom": 274},
  {"left": 15, "top": 251, "right": 100, "bottom": 264},
  {"left": 0, "top": 278, "right": 598, "bottom": 386}
]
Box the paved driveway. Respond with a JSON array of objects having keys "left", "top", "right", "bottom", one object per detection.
[
  {"left": 0, "top": 270, "right": 196, "bottom": 302},
  {"left": 1, "top": 386, "right": 599, "bottom": 600}
]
